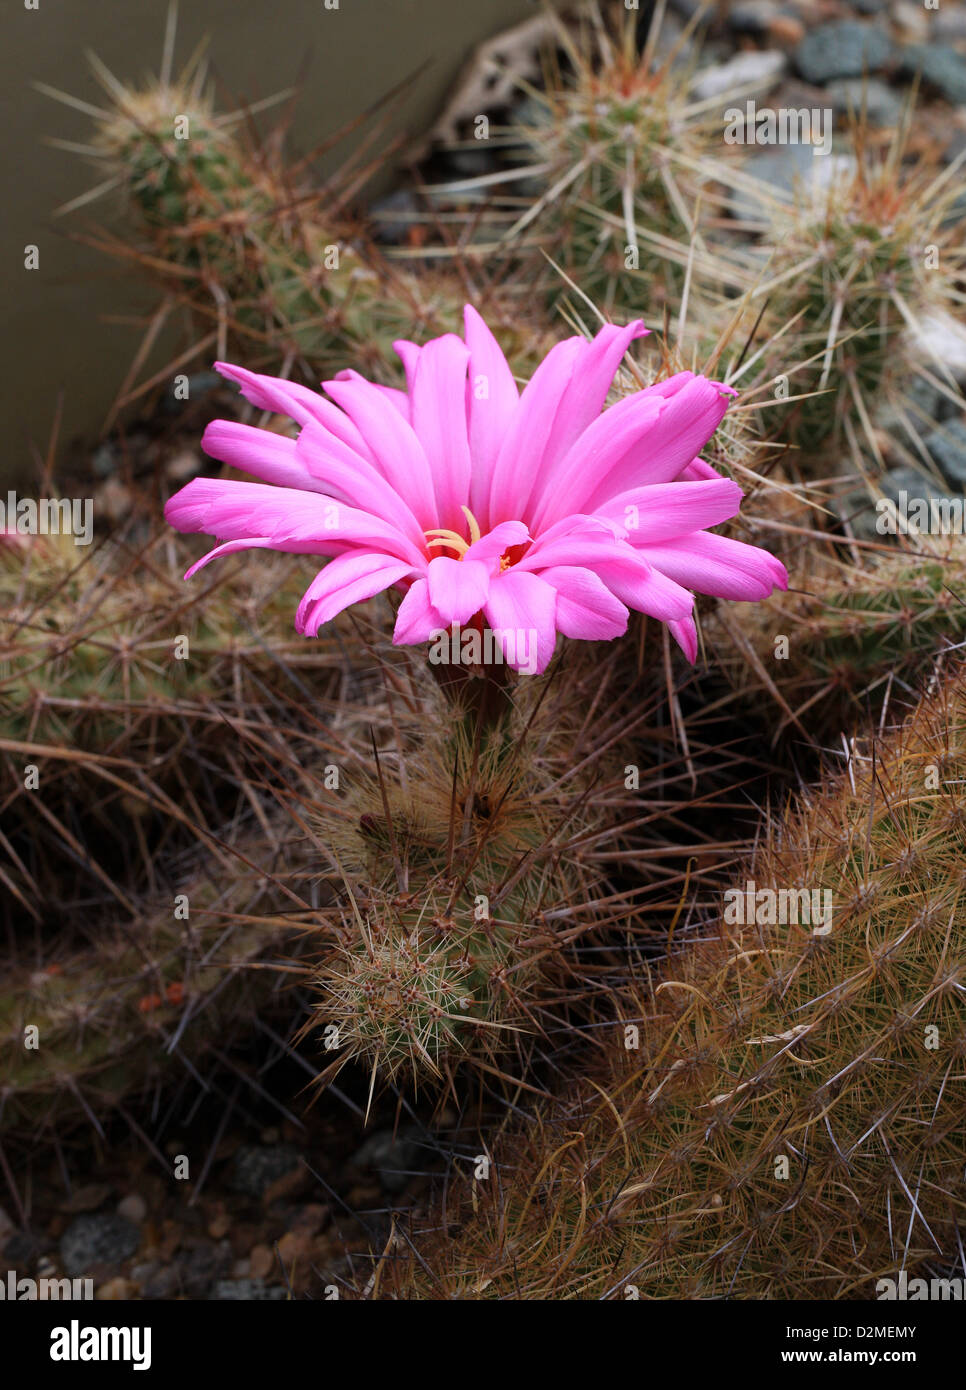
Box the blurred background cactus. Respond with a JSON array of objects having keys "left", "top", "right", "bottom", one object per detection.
[
  {"left": 1, "top": 824, "right": 314, "bottom": 1141},
  {"left": 706, "top": 530, "right": 966, "bottom": 742},
  {"left": 728, "top": 116, "right": 966, "bottom": 466},
  {"left": 42, "top": 40, "right": 452, "bottom": 390},
  {"left": 0, "top": 519, "right": 369, "bottom": 926}
]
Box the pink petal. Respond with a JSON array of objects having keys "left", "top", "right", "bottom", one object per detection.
[
  {"left": 333, "top": 369, "right": 410, "bottom": 418},
  {"left": 669, "top": 615, "right": 698, "bottom": 663},
  {"left": 426, "top": 556, "right": 490, "bottom": 625},
  {"left": 538, "top": 565, "right": 629, "bottom": 640},
  {"left": 636, "top": 532, "right": 789, "bottom": 601},
  {"left": 516, "top": 529, "right": 633, "bottom": 573},
  {"left": 296, "top": 552, "right": 413, "bottom": 637},
  {"left": 202, "top": 421, "right": 323, "bottom": 493},
  {"left": 529, "top": 392, "right": 664, "bottom": 530},
  {"left": 410, "top": 334, "right": 472, "bottom": 532},
  {"left": 215, "top": 361, "right": 376, "bottom": 461},
  {"left": 184, "top": 537, "right": 275, "bottom": 579},
  {"left": 483, "top": 570, "right": 558, "bottom": 674},
  {"left": 463, "top": 305, "right": 519, "bottom": 524},
  {"left": 590, "top": 555, "right": 695, "bottom": 623},
  {"left": 487, "top": 336, "right": 585, "bottom": 526},
  {"left": 322, "top": 376, "right": 438, "bottom": 529},
  {"left": 677, "top": 457, "right": 723, "bottom": 482},
  {"left": 165, "top": 477, "right": 424, "bottom": 566},
  {"left": 535, "top": 376, "right": 732, "bottom": 529},
  {"left": 392, "top": 339, "right": 422, "bottom": 396},
  {"left": 488, "top": 320, "right": 646, "bottom": 526},
  {"left": 393, "top": 578, "right": 447, "bottom": 644},
  {"left": 538, "top": 319, "right": 648, "bottom": 478},
  {"left": 463, "top": 520, "right": 530, "bottom": 566},
  {"left": 296, "top": 420, "right": 425, "bottom": 545},
  {"left": 595, "top": 479, "right": 744, "bottom": 543}
]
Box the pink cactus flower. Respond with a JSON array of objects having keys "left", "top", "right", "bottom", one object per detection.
[{"left": 166, "top": 308, "right": 786, "bottom": 674}]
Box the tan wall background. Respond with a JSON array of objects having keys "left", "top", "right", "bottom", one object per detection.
[{"left": 3, "top": 0, "right": 538, "bottom": 481}]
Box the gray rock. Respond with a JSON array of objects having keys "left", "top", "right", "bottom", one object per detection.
[
  {"left": 691, "top": 49, "right": 787, "bottom": 103},
  {"left": 924, "top": 419, "right": 966, "bottom": 488},
  {"left": 3, "top": 1230, "right": 49, "bottom": 1267},
  {"left": 727, "top": 145, "right": 854, "bottom": 224},
  {"left": 130, "top": 1260, "right": 180, "bottom": 1300},
  {"left": 60, "top": 1213, "right": 139, "bottom": 1277},
  {"left": 900, "top": 45, "right": 966, "bottom": 105},
  {"left": 845, "top": 463, "right": 962, "bottom": 538},
  {"left": 210, "top": 1278, "right": 288, "bottom": 1300},
  {"left": 444, "top": 146, "right": 502, "bottom": 178},
  {"left": 904, "top": 374, "right": 947, "bottom": 424},
  {"left": 943, "top": 130, "right": 966, "bottom": 168},
  {"left": 881, "top": 466, "right": 956, "bottom": 506},
  {"left": 891, "top": 0, "right": 931, "bottom": 43},
  {"left": 229, "top": 1143, "right": 302, "bottom": 1199},
  {"left": 825, "top": 77, "right": 902, "bottom": 126},
  {"left": 909, "top": 312, "right": 966, "bottom": 383},
  {"left": 91, "top": 443, "right": 117, "bottom": 478},
  {"left": 933, "top": 10, "right": 966, "bottom": 44},
  {"left": 795, "top": 22, "right": 893, "bottom": 84},
  {"left": 728, "top": 1, "right": 777, "bottom": 34},
  {"left": 159, "top": 371, "right": 221, "bottom": 415},
  {"left": 173, "top": 1239, "right": 233, "bottom": 1298},
  {"left": 352, "top": 1127, "right": 426, "bottom": 1194}
]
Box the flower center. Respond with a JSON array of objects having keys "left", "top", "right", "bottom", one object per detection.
[
  {"left": 424, "top": 505, "right": 482, "bottom": 560},
  {"left": 423, "top": 506, "right": 529, "bottom": 573}
]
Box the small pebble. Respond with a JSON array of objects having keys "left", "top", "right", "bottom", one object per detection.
[
  {"left": 60, "top": 1214, "right": 140, "bottom": 1279},
  {"left": 96, "top": 1277, "right": 134, "bottom": 1300},
  {"left": 229, "top": 1144, "right": 301, "bottom": 1199},
  {"left": 769, "top": 14, "right": 806, "bottom": 45},
  {"left": 208, "top": 1212, "right": 231, "bottom": 1241},
  {"left": 910, "top": 312, "right": 966, "bottom": 382},
  {"left": 825, "top": 77, "right": 902, "bottom": 126},
  {"left": 165, "top": 449, "right": 201, "bottom": 482},
  {"left": 117, "top": 1195, "right": 147, "bottom": 1225},
  {"left": 934, "top": 10, "right": 966, "bottom": 42},
  {"left": 900, "top": 45, "right": 966, "bottom": 105},
  {"left": 210, "top": 1278, "right": 287, "bottom": 1301},
  {"left": 248, "top": 1243, "right": 275, "bottom": 1281},
  {"left": 924, "top": 420, "right": 966, "bottom": 489},
  {"left": 890, "top": 0, "right": 929, "bottom": 43},
  {"left": 691, "top": 49, "right": 787, "bottom": 103},
  {"left": 795, "top": 21, "right": 892, "bottom": 84}
]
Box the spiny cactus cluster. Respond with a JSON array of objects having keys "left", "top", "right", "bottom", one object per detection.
[
  {"left": 1, "top": 524, "right": 322, "bottom": 737},
  {"left": 302, "top": 655, "right": 648, "bottom": 1086},
  {"left": 0, "top": 521, "right": 365, "bottom": 922},
  {"left": 42, "top": 28, "right": 566, "bottom": 395},
  {"left": 434, "top": 4, "right": 712, "bottom": 319},
  {"left": 43, "top": 35, "right": 470, "bottom": 386},
  {"left": 740, "top": 120, "right": 966, "bottom": 460},
  {"left": 1, "top": 823, "right": 316, "bottom": 1140},
  {"left": 381, "top": 662, "right": 966, "bottom": 1298},
  {"left": 708, "top": 532, "right": 966, "bottom": 740}
]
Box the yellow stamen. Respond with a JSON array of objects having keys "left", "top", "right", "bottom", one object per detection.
[
  {"left": 424, "top": 505, "right": 484, "bottom": 559},
  {"left": 461, "top": 505, "right": 482, "bottom": 546},
  {"left": 424, "top": 528, "right": 469, "bottom": 557}
]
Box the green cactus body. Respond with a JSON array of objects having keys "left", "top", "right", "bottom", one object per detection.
[{"left": 378, "top": 664, "right": 966, "bottom": 1298}]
